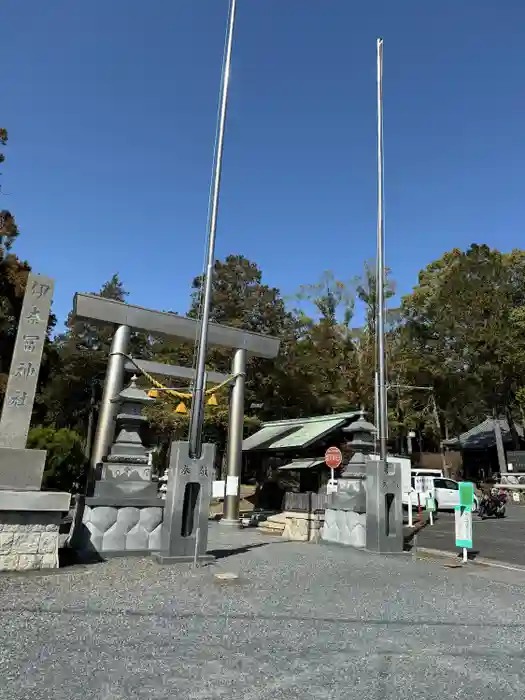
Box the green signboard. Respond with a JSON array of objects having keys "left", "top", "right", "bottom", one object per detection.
[
  {"left": 454, "top": 505, "right": 473, "bottom": 548},
  {"left": 459, "top": 481, "right": 474, "bottom": 508},
  {"left": 425, "top": 497, "right": 436, "bottom": 512}
]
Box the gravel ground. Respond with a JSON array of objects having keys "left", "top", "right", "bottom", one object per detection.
[{"left": 1, "top": 524, "right": 525, "bottom": 699}]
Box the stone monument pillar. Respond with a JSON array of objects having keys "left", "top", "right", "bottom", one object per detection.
[
  {"left": 0, "top": 273, "right": 71, "bottom": 572},
  {"left": 152, "top": 440, "right": 216, "bottom": 564},
  {"left": 322, "top": 410, "right": 376, "bottom": 549}
]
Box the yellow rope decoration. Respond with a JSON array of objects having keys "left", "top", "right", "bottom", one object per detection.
[{"left": 122, "top": 354, "right": 235, "bottom": 401}]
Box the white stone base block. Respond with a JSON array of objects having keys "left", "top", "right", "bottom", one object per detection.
[
  {"left": 322, "top": 508, "right": 366, "bottom": 549},
  {"left": 80, "top": 501, "right": 164, "bottom": 556},
  {"left": 258, "top": 513, "right": 287, "bottom": 535},
  {"left": 282, "top": 511, "right": 325, "bottom": 542},
  {"left": 0, "top": 511, "right": 61, "bottom": 571}
]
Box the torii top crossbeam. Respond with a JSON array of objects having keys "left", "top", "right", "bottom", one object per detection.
[{"left": 73, "top": 294, "right": 280, "bottom": 359}]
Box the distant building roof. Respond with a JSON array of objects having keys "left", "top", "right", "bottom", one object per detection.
[
  {"left": 242, "top": 411, "right": 361, "bottom": 452},
  {"left": 278, "top": 458, "right": 326, "bottom": 471},
  {"left": 442, "top": 418, "right": 524, "bottom": 451}
]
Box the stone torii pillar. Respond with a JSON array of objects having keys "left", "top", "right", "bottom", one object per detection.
[
  {"left": 221, "top": 347, "right": 247, "bottom": 525},
  {"left": 90, "top": 324, "right": 130, "bottom": 473}
]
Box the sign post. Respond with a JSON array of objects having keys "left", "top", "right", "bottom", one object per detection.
[
  {"left": 425, "top": 492, "right": 436, "bottom": 525},
  {"left": 325, "top": 446, "right": 342, "bottom": 494},
  {"left": 414, "top": 475, "right": 425, "bottom": 521},
  {"left": 455, "top": 481, "right": 474, "bottom": 563},
  {"left": 414, "top": 475, "right": 435, "bottom": 524}
]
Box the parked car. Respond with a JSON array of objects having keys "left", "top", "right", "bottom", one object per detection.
[{"left": 403, "top": 476, "right": 479, "bottom": 512}]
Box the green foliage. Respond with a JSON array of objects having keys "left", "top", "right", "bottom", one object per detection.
[
  {"left": 0, "top": 128, "right": 20, "bottom": 251},
  {"left": 39, "top": 272, "right": 149, "bottom": 431},
  {"left": 27, "top": 426, "right": 86, "bottom": 492},
  {"left": 396, "top": 244, "right": 525, "bottom": 436}
]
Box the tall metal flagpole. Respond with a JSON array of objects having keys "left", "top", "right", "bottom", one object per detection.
[
  {"left": 376, "top": 37, "right": 388, "bottom": 461},
  {"left": 188, "top": 0, "right": 237, "bottom": 459}
]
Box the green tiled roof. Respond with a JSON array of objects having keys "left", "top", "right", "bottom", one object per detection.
[
  {"left": 270, "top": 416, "right": 349, "bottom": 449},
  {"left": 241, "top": 424, "right": 296, "bottom": 451},
  {"left": 242, "top": 411, "right": 360, "bottom": 451}
]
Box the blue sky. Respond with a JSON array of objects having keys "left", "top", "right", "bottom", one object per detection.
[{"left": 3, "top": 0, "right": 524, "bottom": 329}]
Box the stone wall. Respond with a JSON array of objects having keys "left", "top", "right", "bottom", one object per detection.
[{"left": 0, "top": 511, "right": 60, "bottom": 571}]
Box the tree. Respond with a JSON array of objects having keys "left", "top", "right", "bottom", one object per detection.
[
  {"left": 397, "top": 244, "right": 525, "bottom": 438},
  {"left": 0, "top": 128, "right": 20, "bottom": 253},
  {"left": 186, "top": 254, "right": 309, "bottom": 419},
  {"left": 352, "top": 261, "right": 397, "bottom": 413},
  {"left": 39, "top": 274, "right": 149, "bottom": 434},
  {"left": 290, "top": 271, "right": 359, "bottom": 414},
  {"left": 27, "top": 426, "right": 86, "bottom": 492}
]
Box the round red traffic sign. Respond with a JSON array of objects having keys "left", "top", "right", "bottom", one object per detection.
[{"left": 325, "top": 446, "right": 342, "bottom": 469}]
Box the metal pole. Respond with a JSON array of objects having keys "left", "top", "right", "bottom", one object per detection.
[
  {"left": 376, "top": 38, "right": 388, "bottom": 461},
  {"left": 493, "top": 411, "right": 507, "bottom": 474},
  {"left": 374, "top": 371, "right": 379, "bottom": 452},
  {"left": 188, "top": 0, "right": 237, "bottom": 459},
  {"left": 90, "top": 324, "right": 130, "bottom": 472},
  {"left": 222, "top": 347, "right": 246, "bottom": 524}
]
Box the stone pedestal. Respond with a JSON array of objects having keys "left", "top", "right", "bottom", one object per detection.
[
  {"left": 76, "top": 496, "right": 164, "bottom": 559},
  {"left": 323, "top": 509, "right": 366, "bottom": 548},
  {"left": 322, "top": 472, "right": 367, "bottom": 548},
  {"left": 0, "top": 491, "right": 71, "bottom": 571}
]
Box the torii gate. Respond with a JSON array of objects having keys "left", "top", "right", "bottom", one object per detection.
[{"left": 72, "top": 293, "right": 280, "bottom": 523}]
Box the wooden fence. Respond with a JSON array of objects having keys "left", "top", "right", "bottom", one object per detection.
[{"left": 283, "top": 491, "right": 332, "bottom": 513}]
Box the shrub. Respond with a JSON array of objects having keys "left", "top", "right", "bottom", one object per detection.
[{"left": 27, "top": 426, "right": 87, "bottom": 492}]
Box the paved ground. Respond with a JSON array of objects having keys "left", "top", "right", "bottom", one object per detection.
[
  {"left": 413, "top": 503, "right": 525, "bottom": 565},
  {"left": 2, "top": 524, "right": 525, "bottom": 699}
]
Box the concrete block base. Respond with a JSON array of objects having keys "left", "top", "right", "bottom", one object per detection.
[
  {"left": 151, "top": 553, "right": 215, "bottom": 565},
  {"left": 0, "top": 490, "right": 71, "bottom": 572},
  {"left": 322, "top": 509, "right": 366, "bottom": 549},
  {"left": 0, "top": 510, "right": 62, "bottom": 572}
]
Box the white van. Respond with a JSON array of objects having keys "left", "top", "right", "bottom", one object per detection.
[{"left": 404, "top": 475, "right": 479, "bottom": 512}]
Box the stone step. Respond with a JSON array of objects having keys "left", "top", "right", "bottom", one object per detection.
[{"left": 259, "top": 520, "right": 285, "bottom": 531}]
